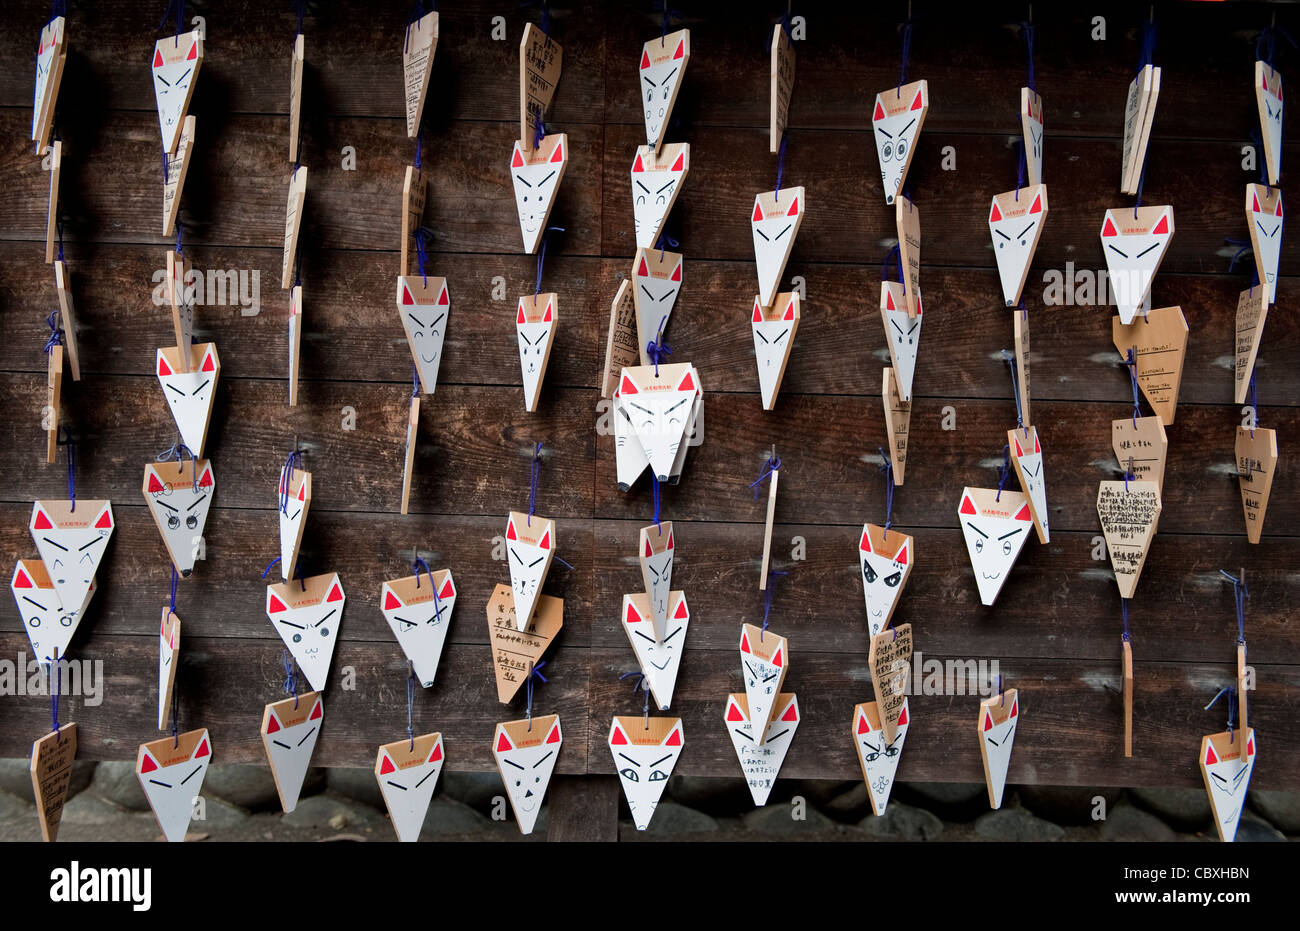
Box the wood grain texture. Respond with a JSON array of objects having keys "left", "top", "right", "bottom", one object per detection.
[{"left": 546, "top": 774, "right": 620, "bottom": 841}]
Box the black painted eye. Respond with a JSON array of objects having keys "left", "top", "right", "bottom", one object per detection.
[
  {"left": 882, "top": 142, "right": 894, "bottom": 160},
  {"left": 649, "top": 770, "right": 667, "bottom": 782},
  {"left": 319, "top": 627, "right": 329, "bottom": 637},
  {"left": 896, "top": 140, "right": 908, "bottom": 161},
  {"left": 292, "top": 633, "right": 302, "bottom": 643},
  {"left": 885, "top": 571, "right": 902, "bottom": 587},
  {"left": 1002, "top": 541, "right": 1013, "bottom": 556},
  {"left": 167, "top": 515, "right": 180, "bottom": 529},
  {"left": 619, "top": 767, "right": 639, "bottom": 782},
  {"left": 863, "top": 563, "right": 877, "bottom": 584},
  {"left": 186, "top": 515, "right": 197, "bottom": 529},
  {"left": 975, "top": 539, "right": 984, "bottom": 553},
  {"left": 59, "top": 614, "right": 73, "bottom": 628}
]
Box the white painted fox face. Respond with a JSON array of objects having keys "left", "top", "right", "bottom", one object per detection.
[
  {"left": 623, "top": 592, "right": 689, "bottom": 711},
  {"left": 609, "top": 717, "right": 683, "bottom": 831},
  {"left": 143, "top": 460, "right": 214, "bottom": 577},
  {"left": 639, "top": 523, "right": 675, "bottom": 634},
  {"left": 1022, "top": 88, "right": 1043, "bottom": 185},
  {"left": 633, "top": 249, "right": 682, "bottom": 361},
  {"left": 157, "top": 343, "right": 219, "bottom": 456},
  {"left": 853, "top": 699, "right": 909, "bottom": 816},
  {"left": 631, "top": 145, "right": 688, "bottom": 248},
  {"left": 505, "top": 512, "right": 554, "bottom": 630},
  {"left": 989, "top": 186, "right": 1047, "bottom": 307},
  {"left": 151, "top": 32, "right": 201, "bottom": 152},
  {"left": 859, "top": 524, "right": 912, "bottom": 639},
  {"left": 265, "top": 574, "right": 344, "bottom": 692},
  {"left": 1100, "top": 206, "right": 1174, "bottom": 324},
  {"left": 33, "top": 18, "right": 64, "bottom": 140},
  {"left": 493, "top": 716, "right": 562, "bottom": 835},
  {"left": 1257, "top": 64, "right": 1283, "bottom": 183},
  {"left": 1248, "top": 186, "right": 1282, "bottom": 303},
  {"left": 639, "top": 32, "right": 688, "bottom": 149},
  {"left": 958, "top": 488, "right": 1032, "bottom": 606},
  {"left": 1009, "top": 429, "right": 1049, "bottom": 543},
  {"left": 137, "top": 728, "right": 211, "bottom": 842},
  {"left": 979, "top": 693, "right": 1019, "bottom": 809},
  {"left": 381, "top": 571, "right": 456, "bottom": 687},
  {"left": 510, "top": 136, "right": 566, "bottom": 252},
  {"left": 872, "top": 81, "right": 928, "bottom": 204},
  {"left": 612, "top": 388, "right": 650, "bottom": 492},
  {"left": 880, "top": 282, "right": 921, "bottom": 403},
  {"left": 261, "top": 694, "right": 323, "bottom": 813},
  {"left": 11, "top": 559, "right": 96, "bottom": 665},
  {"left": 618, "top": 364, "right": 698, "bottom": 482},
  {"left": 740, "top": 624, "right": 787, "bottom": 738},
  {"left": 751, "top": 188, "right": 804, "bottom": 307},
  {"left": 751, "top": 293, "right": 799, "bottom": 410},
  {"left": 158, "top": 607, "right": 179, "bottom": 730},
  {"left": 278, "top": 467, "right": 310, "bottom": 581},
  {"left": 725, "top": 693, "right": 799, "bottom": 807},
  {"left": 376, "top": 733, "right": 444, "bottom": 842},
  {"left": 1201, "top": 729, "right": 1256, "bottom": 843},
  {"left": 516, "top": 296, "right": 554, "bottom": 411},
  {"left": 397, "top": 276, "right": 450, "bottom": 395},
  {"left": 30, "top": 500, "right": 113, "bottom": 614}
]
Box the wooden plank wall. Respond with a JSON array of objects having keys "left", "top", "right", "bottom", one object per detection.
[{"left": 0, "top": 0, "right": 1296, "bottom": 800}]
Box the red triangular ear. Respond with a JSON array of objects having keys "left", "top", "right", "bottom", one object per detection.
[
  {"left": 33, "top": 509, "right": 53, "bottom": 530},
  {"left": 193, "top": 736, "right": 210, "bottom": 759},
  {"left": 1033, "top": 434, "right": 1040, "bottom": 454},
  {"left": 201, "top": 347, "right": 216, "bottom": 372},
  {"left": 638, "top": 257, "right": 649, "bottom": 277},
  {"left": 783, "top": 299, "right": 796, "bottom": 321},
  {"left": 384, "top": 590, "right": 402, "bottom": 611},
  {"left": 1152, "top": 214, "right": 1170, "bottom": 236},
  {"left": 1014, "top": 503, "right": 1031, "bottom": 521},
  {"left": 886, "top": 289, "right": 896, "bottom": 311},
  {"left": 1014, "top": 437, "right": 1023, "bottom": 458},
  {"left": 787, "top": 197, "right": 800, "bottom": 216},
  {"left": 153, "top": 48, "right": 164, "bottom": 68},
  {"left": 665, "top": 726, "right": 682, "bottom": 746},
  {"left": 897, "top": 703, "right": 909, "bottom": 727},
  {"left": 752, "top": 199, "right": 764, "bottom": 222},
  {"left": 781, "top": 700, "right": 798, "bottom": 721},
  {"left": 428, "top": 740, "right": 443, "bottom": 763},
  {"left": 297, "top": 480, "right": 307, "bottom": 501},
  {"left": 140, "top": 752, "right": 158, "bottom": 773},
  {"left": 983, "top": 711, "right": 993, "bottom": 731},
  {"left": 620, "top": 375, "right": 638, "bottom": 395},
  {"left": 960, "top": 494, "right": 977, "bottom": 516},
  {"left": 379, "top": 754, "right": 395, "bottom": 775},
  {"left": 895, "top": 539, "right": 910, "bottom": 566},
  {"left": 438, "top": 578, "right": 455, "bottom": 599},
  {"left": 625, "top": 601, "right": 640, "bottom": 624},
  {"left": 1247, "top": 735, "right": 1255, "bottom": 757},
  {"left": 198, "top": 466, "right": 213, "bottom": 487},
  {"left": 549, "top": 140, "right": 564, "bottom": 163},
  {"left": 1009, "top": 698, "right": 1018, "bottom": 718},
  {"left": 639, "top": 50, "right": 651, "bottom": 70},
  {"left": 506, "top": 518, "right": 517, "bottom": 540},
  {"left": 857, "top": 709, "right": 870, "bottom": 734},
  {"left": 673, "top": 40, "right": 684, "bottom": 60},
  {"left": 1029, "top": 194, "right": 1042, "bottom": 214},
  {"left": 666, "top": 530, "right": 674, "bottom": 550},
  {"left": 632, "top": 153, "right": 644, "bottom": 173},
  {"left": 158, "top": 353, "right": 173, "bottom": 377},
  {"left": 186, "top": 40, "right": 197, "bottom": 61},
  {"left": 402, "top": 286, "right": 415, "bottom": 305},
  {"left": 859, "top": 528, "right": 873, "bottom": 552},
  {"left": 1276, "top": 198, "right": 1284, "bottom": 217},
  {"left": 610, "top": 724, "right": 628, "bottom": 745},
  {"left": 673, "top": 597, "right": 688, "bottom": 619},
  {"left": 495, "top": 730, "right": 513, "bottom": 752},
  {"left": 910, "top": 89, "right": 923, "bottom": 111},
  {"left": 542, "top": 301, "right": 553, "bottom": 322},
  {"left": 268, "top": 594, "right": 288, "bottom": 613},
  {"left": 1102, "top": 217, "right": 1118, "bottom": 237},
  {"left": 511, "top": 146, "right": 524, "bottom": 169},
  {"left": 644, "top": 538, "right": 653, "bottom": 557},
  {"left": 545, "top": 723, "right": 561, "bottom": 744},
  {"left": 326, "top": 581, "right": 344, "bottom": 602},
  {"left": 990, "top": 202, "right": 1003, "bottom": 223},
  {"left": 1253, "top": 194, "right": 1262, "bottom": 213},
  {"left": 772, "top": 646, "right": 784, "bottom": 668},
  {"left": 309, "top": 700, "right": 322, "bottom": 720},
  {"left": 670, "top": 262, "right": 682, "bottom": 282},
  {"left": 516, "top": 303, "right": 526, "bottom": 324},
  {"left": 94, "top": 507, "right": 113, "bottom": 530},
  {"left": 1205, "top": 743, "right": 1218, "bottom": 765},
  {"left": 677, "top": 370, "right": 695, "bottom": 392},
  {"left": 14, "top": 568, "right": 33, "bottom": 589},
  {"left": 148, "top": 472, "right": 166, "bottom": 493},
  {"left": 873, "top": 100, "right": 886, "bottom": 121},
  {"left": 726, "top": 699, "right": 744, "bottom": 722},
  {"left": 752, "top": 299, "right": 763, "bottom": 323},
  {"left": 438, "top": 285, "right": 449, "bottom": 306},
  {"left": 266, "top": 713, "right": 281, "bottom": 734},
  {"left": 740, "top": 632, "right": 751, "bottom": 654},
  {"left": 538, "top": 530, "right": 551, "bottom": 550},
  {"left": 671, "top": 153, "right": 684, "bottom": 172}
]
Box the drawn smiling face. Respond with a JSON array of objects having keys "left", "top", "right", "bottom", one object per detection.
[
  {"left": 623, "top": 592, "right": 689, "bottom": 711},
  {"left": 137, "top": 728, "right": 211, "bottom": 842},
  {"left": 631, "top": 147, "right": 688, "bottom": 248},
  {"left": 858, "top": 525, "right": 912, "bottom": 638},
  {"left": 30, "top": 500, "right": 113, "bottom": 613},
  {"left": 958, "top": 488, "right": 1032, "bottom": 606},
  {"left": 639, "top": 35, "right": 686, "bottom": 147},
  {"left": 493, "top": 717, "right": 562, "bottom": 834},
  {"left": 265, "top": 575, "right": 344, "bottom": 692},
  {"left": 609, "top": 717, "right": 683, "bottom": 830},
  {"left": 872, "top": 82, "right": 927, "bottom": 204},
  {"left": 381, "top": 572, "right": 457, "bottom": 687},
  {"left": 397, "top": 277, "right": 451, "bottom": 395},
  {"left": 618, "top": 365, "right": 698, "bottom": 482},
  {"left": 151, "top": 33, "right": 201, "bottom": 150},
  {"left": 1201, "top": 730, "right": 1256, "bottom": 842},
  {"left": 511, "top": 137, "right": 566, "bottom": 251}
]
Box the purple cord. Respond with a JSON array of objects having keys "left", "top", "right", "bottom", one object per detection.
[
  {"left": 528, "top": 442, "right": 543, "bottom": 522},
  {"left": 282, "top": 649, "right": 298, "bottom": 707},
  {"left": 1001, "top": 349, "right": 1024, "bottom": 429},
  {"left": 1219, "top": 570, "right": 1248, "bottom": 644},
  {"left": 877, "top": 448, "right": 894, "bottom": 532},
  {"left": 1124, "top": 348, "right": 1141, "bottom": 428},
  {"left": 749, "top": 455, "right": 781, "bottom": 501},
  {"left": 994, "top": 445, "right": 1011, "bottom": 501},
  {"left": 760, "top": 570, "right": 788, "bottom": 641},
  {"left": 51, "top": 646, "right": 60, "bottom": 741},
  {"left": 774, "top": 135, "right": 788, "bottom": 200},
  {"left": 1120, "top": 597, "right": 1130, "bottom": 642},
  {"left": 534, "top": 226, "right": 565, "bottom": 294}
]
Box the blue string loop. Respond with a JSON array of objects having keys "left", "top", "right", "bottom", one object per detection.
[
  {"left": 294, "top": 0, "right": 305, "bottom": 37},
  {"left": 535, "top": 227, "right": 565, "bottom": 294},
  {"left": 655, "top": 232, "right": 679, "bottom": 261},
  {"left": 58, "top": 428, "right": 75, "bottom": 511},
  {"left": 279, "top": 448, "right": 304, "bottom": 515},
  {"left": 50, "top": 646, "right": 61, "bottom": 741},
  {"left": 651, "top": 473, "right": 661, "bottom": 530},
  {"left": 43, "top": 311, "right": 64, "bottom": 355},
  {"left": 994, "top": 445, "right": 1012, "bottom": 501},
  {"left": 749, "top": 453, "right": 781, "bottom": 501},
  {"left": 411, "top": 363, "right": 421, "bottom": 400},
  {"left": 760, "top": 570, "right": 788, "bottom": 641},
  {"left": 1124, "top": 348, "right": 1142, "bottom": 428},
  {"left": 156, "top": 0, "right": 186, "bottom": 39},
  {"left": 412, "top": 556, "right": 435, "bottom": 591},
  {"left": 646, "top": 315, "right": 672, "bottom": 377},
  {"left": 1205, "top": 685, "right": 1237, "bottom": 740},
  {"left": 1219, "top": 570, "right": 1249, "bottom": 644},
  {"left": 406, "top": 661, "right": 417, "bottom": 749},
  {"left": 1120, "top": 597, "right": 1130, "bottom": 642},
  {"left": 528, "top": 442, "right": 543, "bottom": 521},
  {"left": 282, "top": 649, "right": 299, "bottom": 707},
  {"left": 774, "top": 135, "right": 788, "bottom": 200},
  {"left": 414, "top": 227, "right": 432, "bottom": 284},
  {"left": 655, "top": 0, "right": 682, "bottom": 45},
  {"left": 1137, "top": 17, "right": 1157, "bottom": 72},
  {"left": 877, "top": 448, "right": 894, "bottom": 533},
  {"left": 1256, "top": 24, "right": 1297, "bottom": 69},
  {"left": 524, "top": 660, "right": 548, "bottom": 729},
  {"left": 1021, "top": 21, "right": 1036, "bottom": 93},
  {"left": 169, "top": 565, "right": 179, "bottom": 613},
  {"left": 897, "top": 17, "right": 914, "bottom": 93},
  {"left": 1001, "top": 349, "right": 1025, "bottom": 430},
  {"left": 157, "top": 440, "right": 198, "bottom": 492},
  {"left": 520, "top": 0, "right": 550, "bottom": 36},
  {"left": 882, "top": 244, "right": 904, "bottom": 285}
]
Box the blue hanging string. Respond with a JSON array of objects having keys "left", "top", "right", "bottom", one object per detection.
[
  {"left": 994, "top": 445, "right": 1012, "bottom": 501},
  {"left": 162, "top": 149, "right": 171, "bottom": 184},
  {"left": 882, "top": 244, "right": 904, "bottom": 284},
  {"left": 774, "top": 135, "right": 788, "bottom": 201},
  {"left": 749, "top": 452, "right": 781, "bottom": 501},
  {"left": 175, "top": 221, "right": 184, "bottom": 257},
  {"left": 169, "top": 565, "right": 178, "bottom": 613},
  {"left": 535, "top": 226, "right": 565, "bottom": 294},
  {"left": 406, "top": 661, "right": 417, "bottom": 750},
  {"left": 261, "top": 557, "right": 282, "bottom": 578},
  {"left": 50, "top": 646, "right": 61, "bottom": 741},
  {"left": 877, "top": 448, "right": 895, "bottom": 533},
  {"left": 55, "top": 216, "right": 64, "bottom": 263},
  {"left": 1001, "top": 349, "right": 1025, "bottom": 430},
  {"left": 1225, "top": 235, "right": 1253, "bottom": 275},
  {"left": 1136, "top": 16, "right": 1156, "bottom": 72},
  {"left": 532, "top": 109, "right": 546, "bottom": 150},
  {"left": 404, "top": 1, "right": 434, "bottom": 52},
  {"left": 760, "top": 570, "right": 788, "bottom": 641},
  {"left": 294, "top": 0, "right": 305, "bottom": 37},
  {"left": 412, "top": 556, "right": 435, "bottom": 590},
  {"left": 651, "top": 473, "right": 661, "bottom": 530},
  {"left": 157, "top": 440, "right": 198, "bottom": 491},
  {"left": 43, "top": 310, "right": 64, "bottom": 355},
  {"left": 1205, "top": 685, "right": 1237, "bottom": 741},
  {"left": 999, "top": 673, "right": 1005, "bottom": 705},
  {"left": 1124, "top": 348, "right": 1142, "bottom": 428},
  {"left": 1120, "top": 596, "right": 1130, "bottom": 642},
  {"left": 646, "top": 315, "right": 672, "bottom": 377},
  {"left": 656, "top": 0, "right": 682, "bottom": 45},
  {"left": 524, "top": 660, "right": 548, "bottom": 729},
  {"left": 1022, "top": 20, "right": 1036, "bottom": 93},
  {"left": 897, "top": 16, "right": 914, "bottom": 94},
  {"left": 279, "top": 447, "right": 303, "bottom": 515},
  {"left": 282, "top": 649, "right": 299, "bottom": 708},
  {"left": 156, "top": 0, "right": 185, "bottom": 39},
  {"left": 1133, "top": 160, "right": 1147, "bottom": 217},
  {"left": 58, "top": 428, "right": 75, "bottom": 511},
  {"left": 1015, "top": 137, "right": 1026, "bottom": 195},
  {"left": 1249, "top": 372, "right": 1258, "bottom": 435},
  {"left": 411, "top": 363, "right": 421, "bottom": 400},
  {"left": 171, "top": 681, "right": 179, "bottom": 746},
  {"left": 655, "top": 232, "right": 679, "bottom": 261},
  {"left": 413, "top": 227, "right": 432, "bottom": 285},
  {"left": 1219, "top": 570, "right": 1249, "bottom": 644},
  {"left": 520, "top": 0, "right": 551, "bottom": 37},
  {"left": 528, "top": 441, "right": 543, "bottom": 523},
  {"left": 553, "top": 555, "right": 574, "bottom": 570},
  {"left": 618, "top": 669, "right": 652, "bottom": 723},
  {"left": 1256, "top": 24, "right": 1297, "bottom": 70}
]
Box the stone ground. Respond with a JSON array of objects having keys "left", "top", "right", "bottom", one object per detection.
[{"left": 1, "top": 759, "right": 1295, "bottom": 842}]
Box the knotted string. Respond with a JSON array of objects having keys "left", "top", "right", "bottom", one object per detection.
[
  {"left": 1120, "top": 596, "right": 1130, "bottom": 642},
  {"left": 169, "top": 565, "right": 178, "bottom": 613},
  {"left": 404, "top": 0, "right": 434, "bottom": 52},
  {"left": 157, "top": 440, "right": 198, "bottom": 492},
  {"left": 655, "top": 0, "right": 682, "bottom": 45},
  {"left": 897, "top": 16, "right": 914, "bottom": 94},
  {"left": 43, "top": 310, "right": 64, "bottom": 354},
  {"left": 994, "top": 444, "right": 1012, "bottom": 501},
  {"left": 414, "top": 227, "right": 432, "bottom": 284},
  {"left": 1001, "top": 349, "right": 1025, "bottom": 430},
  {"left": 749, "top": 452, "right": 781, "bottom": 501},
  {"left": 651, "top": 473, "right": 661, "bottom": 530},
  {"left": 279, "top": 447, "right": 303, "bottom": 515},
  {"left": 646, "top": 315, "right": 672, "bottom": 377},
  {"left": 406, "top": 661, "right": 417, "bottom": 750},
  {"left": 51, "top": 646, "right": 61, "bottom": 742},
  {"left": 1124, "top": 348, "right": 1142, "bottom": 428},
  {"left": 1219, "top": 570, "right": 1248, "bottom": 644},
  {"left": 528, "top": 441, "right": 543, "bottom": 523},
  {"left": 156, "top": 0, "right": 186, "bottom": 39},
  {"left": 882, "top": 244, "right": 905, "bottom": 285},
  {"left": 655, "top": 232, "right": 679, "bottom": 262},
  {"left": 412, "top": 556, "right": 436, "bottom": 591},
  {"left": 774, "top": 134, "right": 788, "bottom": 201},
  {"left": 58, "top": 428, "right": 76, "bottom": 511},
  {"left": 411, "top": 363, "right": 421, "bottom": 400},
  {"left": 878, "top": 448, "right": 895, "bottom": 534},
  {"left": 1205, "top": 685, "right": 1237, "bottom": 741},
  {"left": 761, "top": 569, "right": 788, "bottom": 641},
  {"left": 524, "top": 660, "right": 548, "bottom": 730},
  {"left": 618, "top": 670, "right": 652, "bottom": 726},
  {"left": 282, "top": 649, "right": 299, "bottom": 708},
  {"left": 535, "top": 226, "right": 565, "bottom": 294}
]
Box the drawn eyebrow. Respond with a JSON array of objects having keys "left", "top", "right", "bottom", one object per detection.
[
  {"left": 191, "top": 379, "right": 210, "bottom": 396},
  {"left": 537, "top": 170, "right": 556, "bottom": 187},
  {"left": 407, "top": 312, "right": 426, "bottom": 327},
  {"left": 298, "top": 726, "right": 317, "bottom": 747},
  {"left": 1135, "top": 242, "right": 1159, "bottom": 258},
  {"left": 1210, "top": 771, "right": 1226, "bottom": 785},
  {"left": 640, "top": 285, "right": 655, "bottom": 301},
  {"left": 532, "top": 750, "right": 554, "bottom": 768},
  {"left": 176, "top": 68, "right": 191, "bottom": 84},
  {"left": 430, "top": 312, "right": 446, "bottom": 327},
  {"left": 656, "top": 180, "right": 676, "bottom": 195},
  {"left": 733, "top": 727, "right": 754, "bottom": 743},
  {"left": 666, "top": 398, "right": 689, "bottom": 413},
  {"left": 755, "top": 228, "right": 770, "bottom": 241},
  {"left": 995, "top": 229, "right": 1011, "bottom": 241},
  {"left": 156, "top": 74, "right": 171, "bottom": 87},
  {"left": 149, "top": 779, "right": 172, "bottom": 787},
  {"left": 510, "top": 548, "right": 524, "bottom": 565},
  {"left": 635, "top": 630, "right": 655, "bottom": 643},
  {"left": 661, "top": 67, "right": 678, "bottom": 83},
  {"left": 519, "top": 331, "right": 534, "bottom": 346},
  {"left": 891, "top": 320, "right": 904, "bottom": 335},
  {"left": 502, "top": 758, "right": 525, "bottom": 771},
  {"left": 756, "top": 330, "right": 769, "bottom": 344},
  {"left": 386, "top": 780, "right": 407, "bottom": 791},
  {"left": 278, "top": 619, "right": 305, "bottom": 630},
  {"left": 79, "top": 537, "right": 104, "bottom": 551},
  {"left": 876, "top": 126, "right": 893, "bottom": 139},
  {"left": 766, "top": 728, "right": 790, "bottom": 742},
  {"left": 636, "top": 180, "right": 650, "bottom": 194},
  {"left": 415, "top": 769, "right": 437, "bottom": 788},
  {"left": 649, "top": 753, "right": 672, "bottom": 767},
  {"left": 664, "top": 625, "right": 683, "bottom": 642},
  {"left": 22, "top": 596, "right": 46, "bottom": 609},
  {"left": 899, "top": 119, "right": 916, "bottom": 135},
  {"left": 774, "top": 223, "right": 793, "bottom": 241},
  {"left": 167, "top": 384, "right": 185, "bottom": 396},
  {"left": 1015, "top": 223, "right": 1034, "bottom": 238},
  {"left": 998, "top": 528, "right": 1025, "bottom": 541},
  {"left": 965, "top": 522, "right": 988, "bottom": 539},
  {"left": 528, "top": 555, "right": 545, "bottom": 568},
  {"left": 181, "top": 765, "right": 201, "bottom": 785},
  {"left": 908, "top": 321, "right": 920, "bottom": 334},
  {"left": 773, "top": 328, "right": 789, "bottom": 342},
  {"left": 273, "top": 740, "right": 291, "bottom": 749},
  {"left": 642, "top": 75, "right": 659, "bottom": 88},
  {"left": 393, "top": 616, "right": 415, "bottom": 626},
  {"left": 862, "top": 740, "right": 880, "bottom": 753},
  {"left": 628, "top": 402, "right": 653, "bottom": 416},
  {"left": 1107, "top": 244, "right": 1129, "bottom": 259},
  {"left": 514, "top": 174, "right": 532, "bottom": 188},
  {"left": 41, "top": 537, "right": 66, "bottom": 551},
  {"left": 313, "top": 609, "right": 337, "bottom": 627},
  {"left": 618, "top": 753, "right": 640, "bottom": 767},
  {"left": 186, "top": 496, "right": 206, "bottom": 511},
  {"left": 155, "top": 500, "right": 179, "bottom": 513}
]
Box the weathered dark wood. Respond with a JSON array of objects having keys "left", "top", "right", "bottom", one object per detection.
[
  {"left": 585, "top": 649, "right": 1300, "bottom": 789},
  {"left": 0, "top": 632, "right": 590, "bottom": 772},
  {"left": 595, "top": 392, "right": 1298, "bottom": 536},
  {"left": 590, "top": 520, "right": 1300, "bottom": 665},
  {"left": 546, "top": 774, "right": 620, "bottom": 841}
]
